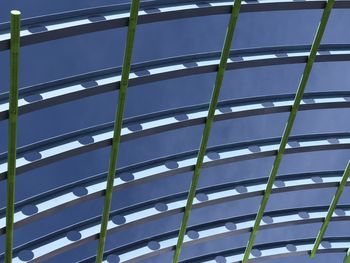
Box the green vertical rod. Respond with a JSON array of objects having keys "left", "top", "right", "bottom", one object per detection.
[
  {"left": 310, "top": 161, "right": 350, "bottom": 257},
  {"left": 172, "top": 1, "right": 242, "bottom": 262},
  {"left": 95, "top": 1, "right": 140, "bottom": 262},
  {"left": 5, "top": 10, "right": 21, "bottom": 263},
  {"left": 344, "top": 249, "right": 350, "bottom": 263},
  {"left": 241, "top": 1, "right": 334, "bottom": 262}
]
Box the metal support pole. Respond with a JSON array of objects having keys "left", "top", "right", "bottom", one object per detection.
[
  {"left": 241, "top": 0, "right": 335, "bottom": 261},
  {"left": 311, "top": 161, "right": 350, "bottom": 257},
  {"left": 94, "top": 1, "right": 140, "bottom": 262},
  {"left": 344, "top": 248, "right": 350, "bottom": 263},
  {"left": 172, "top": 1, "right": 242, "bottom": 262},
  {"left": 5, "top": 10, "right": 21, "bottom": 263}
]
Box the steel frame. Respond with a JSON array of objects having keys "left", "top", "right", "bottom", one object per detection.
[
  {"left": 77, "top": 205, "right": 350, "bottom": 263},
  {"left": 1, "top": 131, "right": 350, "bottom": 236},
  {"left": 1, "top": 44, "right": 350, "bottom": 121},
  {"left": 2, "top": 1, "right": 350, "bottom": 262},
  {"left": 180, "top": 237, "right": 350, "bottom": 263},
  {"left": 0, "top": 0, "right": 350, "bottom": 51},
  {"left": 1, "top": 169, "right": 349, "bottom": 262},
  {"left": 2, "top": 45, "right": 350, "bottom": 180},
  {"left": 0, "top": 91, "right": 349, "bottom": 236}
]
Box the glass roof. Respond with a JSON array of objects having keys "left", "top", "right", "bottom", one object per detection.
[{"left": 1, "top": 1, "right": 350, "bottom": 263}]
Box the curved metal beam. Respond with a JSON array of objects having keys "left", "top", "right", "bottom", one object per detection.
[
  {"left": 1, "top": 132, "right": 350, "bottom": 236},
  {"left": 1, "top": 83, "right": 350, "bottom": 181},
  {"left": 180, "top": 237, "right": 350, "bottom": 263},
  {"left": 2, "top": 90, "right": 350, "bottom": 181},
  {"left": 77, "top": 205, "right": 350, "bottom": 263},
  {"left": 1, "top": 44, "right": 350, "bottom": 121},
  {"left": 0, "top": 91, "right": 348, "bottom": 226},
  {"left": 3, "top": 167, "right": 350, "bottom": 262},
  {"left": 0, "top": 0, "right": 350, "bottom": 51}
]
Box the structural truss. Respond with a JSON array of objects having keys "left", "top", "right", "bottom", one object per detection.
[{"left": 1, "top": 0, "right": 350, "bottom": 263}]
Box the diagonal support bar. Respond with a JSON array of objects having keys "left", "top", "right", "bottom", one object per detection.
[
  {"left": 5, "top": 10, "right": 21, "bottom": 263},
  {"left": 311, "top": 160, "right": 350, "bottom": 257},
  {"left": 94, "top": 1, "right": 140, "bottom": 262},
  {"left": 241, "top": 0, "right": 335, "bottom": 262},
  {"left": 345, "top": 249, "right": 350, "bottom": 263},
  {"left": 172, "top": 1, "right": 242, "bottom": 262}
]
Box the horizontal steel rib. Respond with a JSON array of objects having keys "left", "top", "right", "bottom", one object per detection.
[
  {"left": 3, "top": 161, "right": 350, "bottom": 261},
  {"left": 1, "top": 90, "right": 350, "bottom": 181},
  {"left": 77, "top": 204, "right": 350, "bottom": 263},
  {"left": 0, "top": 0, "right": 350, "bottom": 51},
  {"left": 1, "top": 46, "right": 350, "bottom": 180},
  {"left": 1, "top": 44, "right": 350, "bottom": 121},
  {"left": 180, "top": 237, "right": 350, "bottom": 263},
  {"left": 0, "top": 132, "right": 350, "bottom": 235}
]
